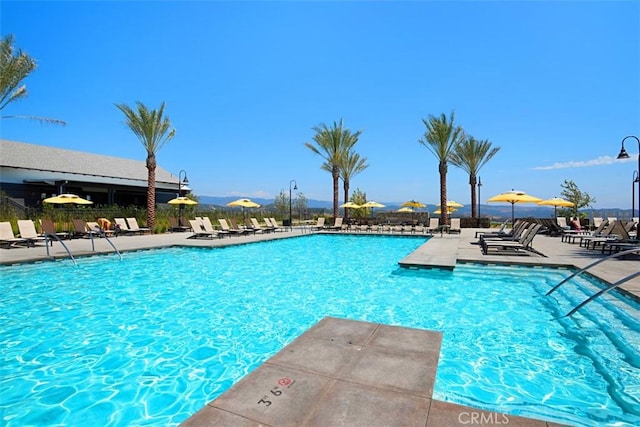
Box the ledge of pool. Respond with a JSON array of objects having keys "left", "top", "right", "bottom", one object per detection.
[{"left": 182, "top": 317, "right": 566, "bottom": 427}]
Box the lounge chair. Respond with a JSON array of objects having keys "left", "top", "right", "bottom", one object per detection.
[
  {"left": 564, "top": 220, "right": 608, "bottom": 244},
  {"left": 413, "top": 223, "right": 425, "bottom": 234},
  {"left": 268, "top": 218, "right": 284, "bottom": 232},
  {"left": 482, "top": 223, "right": 542, "bottom": 255},
  {"left": 556, "top": 217, "right": 570, "bottom": 230},
  {"left": 218, "top": 219, "right": 249, "bottom": 236},
  {"left": 449, "top": 218, "right": 461, "bottom": 234},
  {"left": 479, "top": 220, "right": 527, "bottom": 243},
  {"left": 114, "top": 218, "right": 136, "bottom": 236},
  {"left": 390, "top": 223, "right": 403, "bottom": 233},
  {"left": 201, "top": 217, "right": 228, "bottom": 238},
  {"left": 576, "top": 221, "right": 616, "bottom": 248},
  {"left": 169, "top": 216, "right": 190, "bottom": 232},
  {"left": 475, "top": 219, "right": 508, "bottom": 238},
  {"left": 126, "top": 218, "right": 150, "bottom": 235},
  {"left": 584, "top": 221, "right": 630, "bottom": 250},
  {"left": 0, "top": 221, "right": 27, "bottom": 248},
  {"left": 229, "top": 218, "right": 252, "bottom": 235},
  {"left": 310, "top": 217, "right": 325, "bottom": 231},
  {"left": 325, "top": 217, "right": 343, "bottom": 231},
  {"left": 87, "top": 221, "right": 115, "bottom": 237},
  {"left": 188, "top": 219, "right": 218, "bottom": 239},
  {"left": 591, "top": 217, "right": 604, "bottom": 231},
  {"left": 426, "top": 218, "right": 440, "bottom": 234},
  {"left": 251, "top": 218, "right": 274, "bottom": 233},
  {"left": 17, "top": 219, "right": 47, "bottom": 247},
  {"left": 40, "top": 218, "right": 70, "bottom": 241}
]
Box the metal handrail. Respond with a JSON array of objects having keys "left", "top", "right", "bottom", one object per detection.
[
  {"left": 546, "top": 248, "right": 640, "bottom": 296},
  {"left": 45, "top": 234, "right": 77, "bottom": 266},
  {"left": 88, "top": 230, "right": 123, "bottom": 260},
  {"left": 563, "top": 271, "right": 640, "bottom": 317}
]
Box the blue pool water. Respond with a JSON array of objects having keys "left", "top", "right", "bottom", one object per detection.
[{"left": 1, "top": 234, "right": 639, "bottom": 426}]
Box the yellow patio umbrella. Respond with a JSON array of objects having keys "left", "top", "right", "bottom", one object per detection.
[
  {"left": 397, "top": 207, "right": 414, "bottom": 213},
  {"left": 438, "top": 200, "right": 464, "bottom": 208},
  {"left": 168, "top": 197, "right": 198, "bottom": 227},
  {"left": 227, "top": 198, "right": 261, "bottom": 208},
  {"left": 227, "top": 198, "right": 260, "bottom": 219},
  {"left": 401, "top": 200, "right": 426, "bottom": 208},
  {"left": 361, "top": 201, "right": 385, "bottom": 208},
  {"left": 537, "top": 197, "right": 575, "bottom": 218},
  {"left": 340, "top": 201, "right": 362, "bottom": 208},
  {"left": 43, "top": 193, "right": 93, "bottom": 205},
  {"left": 361, "top": 201, "right": 385, "bottom": 218},
  {"left": 487, "top": 190, "right": 542, "bottom": 224},
  {"left": 434, "top": 207, "right": 458, "bottom": 215},
  {"left": 167, "top": 197, "right": 198, "bottom": 205}
]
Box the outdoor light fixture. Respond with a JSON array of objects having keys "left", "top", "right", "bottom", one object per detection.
[
  {"left": 289, "top": 179, "right": 298, "bottom": 229},
  {"left": 617, "top": 135, "right": 639, "bottom": 239},
  {"left": 178, "top": 170, "right": 189, "bottom": 197}
]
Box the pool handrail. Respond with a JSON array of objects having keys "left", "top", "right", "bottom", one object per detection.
[
  {"left": 88, "top": 229, "right": 123, "bottom": 261},
  {"left": 545, "top": 247, "right": 640, "bottom": 296},
  {"left": 44, "top": 233, "right": 77, "bottom": 266},
  {"left": 563, "top": 270, "right": 640, "bottom": 317}
]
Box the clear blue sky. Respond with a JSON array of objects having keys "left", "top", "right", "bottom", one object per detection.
[{"left": 2, "top": 1, "right": 639, "bottom": 209}]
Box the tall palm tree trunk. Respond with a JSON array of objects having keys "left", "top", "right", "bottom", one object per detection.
[
  {"left": 470, "top": 174, "right": 477, "bottom": 219},
  {"left": 343, "top": 183, "right": 350, "bottom": 219},
  {"left": 439, "top": 161, "right": 448, "bottom": 226},
  {"left": 146, "top": 155, "right": 157, "bottom": 232},
  {"left": 332, "top": 167, "right": 339, "bottom": 219}
]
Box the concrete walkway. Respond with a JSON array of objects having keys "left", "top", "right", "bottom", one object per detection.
[{"left": 184, "top": 317, "right": 563, "bottom": 427}]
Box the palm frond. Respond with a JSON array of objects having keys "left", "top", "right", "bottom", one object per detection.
[{"left": 1, "top": 114, "right": 66, "bottom": 126}]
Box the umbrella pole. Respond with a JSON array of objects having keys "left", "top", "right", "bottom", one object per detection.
[{"left": 512, "top": 203, "right": 515, "bottom": 225}]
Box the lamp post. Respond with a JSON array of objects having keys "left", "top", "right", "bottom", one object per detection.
[
  {"left": 477, "top": 176, "right": 482, "bottom": 226},
  {"left": 633, "top": 170, "right": 639, "bottom": 220},
  {"left": 178, "top": 170, "right": 189, "bottom": 226},
  {"left": 617, "top": 135, "right": 639, "bottom": 239},
  {"left": 289, "top": 179, "right": 297, "bottom": 230}
]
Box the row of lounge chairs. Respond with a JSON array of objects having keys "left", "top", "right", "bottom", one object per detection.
[
  {"left": 476, "top": 219, "right": 543, "bottom": 256},
  {"left": 556, "top": 218, "right": 639, "bottom": 256},
  {"left": 313, "top": 217, "right": 462, "bottom": 234},
  {"left": 0, "top": 217, "right": 152, "bottom": 249},
  {"left": 188, "top": 217, "right": 284, "bottom": 239}
]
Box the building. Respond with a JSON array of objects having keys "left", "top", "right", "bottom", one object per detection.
[{"left": 0, "top": 139, "right": 184, "bottom": 208}]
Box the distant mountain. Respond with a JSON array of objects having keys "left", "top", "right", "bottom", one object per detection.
[{"left": 197, "top": 196, "right": 634, "bottom": 219}]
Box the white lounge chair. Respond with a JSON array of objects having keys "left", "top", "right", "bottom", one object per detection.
[
  {"left": 310, "top": 217, "right": 325, "bottom": 231},
  {"left": 0, "top": 221, "right": 27, "bottom": 248},
  {"left": 126, "top": 217, "right": 150, "bottom": 234},
  {"left": 426, "top": 218, "right": 440, "bottom": 234},
  {"left": 325, "top": 217, "right": 343, "bottom": 231},
  {"left": 17, "top": 219, "right": 46, "bottom": 247}
]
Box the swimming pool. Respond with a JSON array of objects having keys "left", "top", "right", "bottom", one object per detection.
[{"left": 1, "top": 234, "right": 639, "bottom": 426}]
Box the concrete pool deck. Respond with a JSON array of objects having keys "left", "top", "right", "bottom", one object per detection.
[
  {"left": 1, "top": 226, "right": 637, "bottom": 426},
  {"left": 1, "top": 226, "right": 637, "bottom": 298}
]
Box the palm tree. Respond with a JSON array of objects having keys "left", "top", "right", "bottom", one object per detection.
[
  {"left": 419, "top": 111, "right": 465, "bottom": 226},
  {"left": 0, "top": 34, "right": 65, "bottom": 125},
  {"left": 337, "top": 150, "right": 369, "bottom": 219},
  {"left": 450, "top": 136, "right": 500, "bottom": 219},
  {"left": 305, "top": 119, "right": 362, "bottom": 218},
  {"left": 115, "top": 101, "right": 175, "bottom": 232}
]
